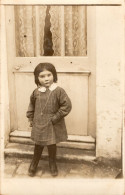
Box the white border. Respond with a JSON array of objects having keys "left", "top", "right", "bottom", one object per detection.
[
  {"left": 0, "top": 2, "right": 124, "bottom": 195},
  {"left": 1, "top": 0, "right": 123, "bottom": 5}
]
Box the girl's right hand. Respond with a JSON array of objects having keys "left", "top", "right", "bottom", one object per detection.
[{"left": 30, "top": 121, "right": 33, "bottom": 127}]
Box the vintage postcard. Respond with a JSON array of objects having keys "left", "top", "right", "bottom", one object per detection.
[{"left": 0, "top": 0, "right": 124, "bottom": 194}]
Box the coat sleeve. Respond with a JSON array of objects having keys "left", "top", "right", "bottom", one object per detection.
[
  {"left": 51, "top": 88, "right": 72, "bottom": 124},
  {"left": 26, "top": 91, "right": 36, "bottom": 122}
]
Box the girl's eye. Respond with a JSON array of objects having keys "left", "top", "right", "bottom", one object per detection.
[
  {"left": 38, "top": 73, "right": 52, "bottom": 78},
  {"left": 39, "top": 75, "right": 45, "bottom": 78}
]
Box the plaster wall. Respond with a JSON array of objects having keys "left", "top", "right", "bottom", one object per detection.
[{"left": 96, "top": 6, "right": 124, "bottom": 159}]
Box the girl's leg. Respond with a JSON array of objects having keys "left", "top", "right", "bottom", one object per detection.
[
  {"left": 47, "top": 144, "right": 58, "bottom": 177},
  {"left": 28, "top": 144, "right": 44, "bottom": 177}
]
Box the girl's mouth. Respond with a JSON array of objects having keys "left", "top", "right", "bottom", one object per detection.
[{"left": 44, "top": 83, "right": 50, "bottom": 86}]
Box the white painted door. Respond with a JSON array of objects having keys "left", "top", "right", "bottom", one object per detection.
[{"left": 6, "top": 5, "right": 96, "bottom": 137}]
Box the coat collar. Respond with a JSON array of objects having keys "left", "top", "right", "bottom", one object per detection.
[{"left": 38, "top": 83, "right": 58, "bottom": 92}]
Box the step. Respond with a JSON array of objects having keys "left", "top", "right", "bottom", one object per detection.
[
  {"left": 9, "top": 130, "right": 95, "bottom": 150},
  {"left": 4, "top": 143, "right": 96, "bottom": 162},
  {"left": 10, "top": 130, "right": 95, "bottom": 143},
  {"left": 8, "top": 130, "right": 96, "bottom": 162}
]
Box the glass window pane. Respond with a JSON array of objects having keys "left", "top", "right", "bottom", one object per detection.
[
  {"left": 15, "top": 6, "right": 36, "bottom": 57},
  {"left": 14, "top": 5, "right": 87, "bottom": 57},
  {"left": 64, "top": 6, "right": 87, "bottom": 56}
]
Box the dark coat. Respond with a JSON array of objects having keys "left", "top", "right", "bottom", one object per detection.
[{"left": 26, "top": 86, "right": 72, "bottom": 145}]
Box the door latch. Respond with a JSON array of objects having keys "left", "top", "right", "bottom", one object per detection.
[{"left": 14, "top": 65, "right": 22, "bottom": 70}]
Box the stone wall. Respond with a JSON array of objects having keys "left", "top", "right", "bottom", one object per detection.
[
  {"left": 1, "top": 6, "right": 10, "bottom": 146},
  {"left": 96, "top": 6, "right": 124, "bottom": 159}
]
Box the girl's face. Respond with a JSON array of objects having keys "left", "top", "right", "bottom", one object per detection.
[{"left": 38, "top": 70, "right": 54, "bottom": 88}]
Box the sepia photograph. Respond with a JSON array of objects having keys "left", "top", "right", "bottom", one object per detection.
[{"left": 0, "top": 0, "right": 124, "bottom": 195}]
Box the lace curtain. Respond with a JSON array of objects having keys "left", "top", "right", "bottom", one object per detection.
[
  {"left": 65, "top": 6, "right": 87, "bottom": 56},
  {"left": 15, "top": 6, "right": 87, "bottom": 57},
  {"left": 15, "top": 6, "right": 36, "bottom": 56}
]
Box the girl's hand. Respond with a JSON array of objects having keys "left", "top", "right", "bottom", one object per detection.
[{"left": 30, "top": 121, "right": 33, "bottom": 127}]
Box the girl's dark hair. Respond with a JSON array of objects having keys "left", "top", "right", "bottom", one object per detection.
[{"left": 34, "top": 63, "right": 58, "bottom": 85}]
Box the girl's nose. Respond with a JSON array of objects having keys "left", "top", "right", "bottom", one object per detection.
[{"left": 45, "top": 76, "right": 49, "bottom": 81}]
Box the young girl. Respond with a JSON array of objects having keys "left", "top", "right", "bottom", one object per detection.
[{"left": 26, "top": 63, "right": 72, "bottom": 177}]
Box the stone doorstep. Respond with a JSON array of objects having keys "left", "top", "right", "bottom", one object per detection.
[
  {"left": 9, "top": 130, "right": 96, "bottom": 150},
  {"left": 10, "top": 137, "right": 95, "bottom": 150},
  {"left": 4, "top": 143, "right": 96, "bottom": 163},
  {"left": 10, "top": 130, "right": 95, "bottom": 143},
  {"left": 7, "top": 130, "right": 96, "bottom": 163}
]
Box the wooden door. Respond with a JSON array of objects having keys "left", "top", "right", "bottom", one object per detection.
[{"left": 5, "top": 5, "right": 96, "bottom": 138}]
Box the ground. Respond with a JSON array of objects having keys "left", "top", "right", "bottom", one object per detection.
[{"left": 4, "top": 156, "right": 122, "bottom": 179}]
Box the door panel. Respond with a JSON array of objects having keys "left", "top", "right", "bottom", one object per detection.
[
  {"left": 58, "top": 73, "right": 89, "bottom": 135},
  {"left": 15, "top": 73, "right": 36, "bottom": 131},
  {"left": 15, "top": 72, "right": 89, "bottom": 135}
]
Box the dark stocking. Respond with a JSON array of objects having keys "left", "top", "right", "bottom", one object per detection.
[
  {"left": 28, "top": 144, "right": 44, "bottom": 177},
  {"left": 47, "top": 144, "right": 58, "bottom": 177}
]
